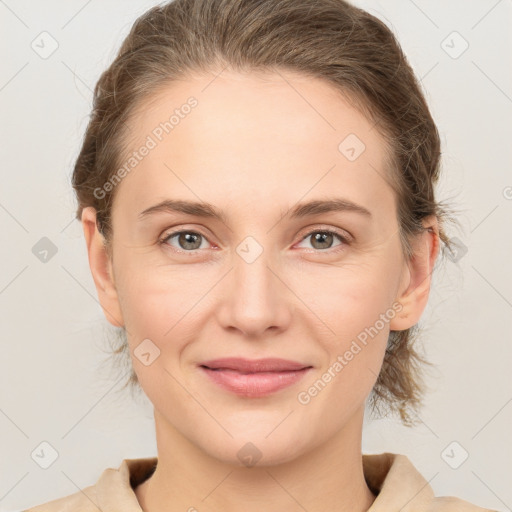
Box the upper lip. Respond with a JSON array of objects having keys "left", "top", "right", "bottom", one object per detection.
[{"left": 200, "top": 357, "right": 312, "bottom": 373}]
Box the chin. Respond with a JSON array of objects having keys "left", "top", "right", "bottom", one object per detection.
[{"left": 205, "top": 431, "right": 310, "bottom": 468}]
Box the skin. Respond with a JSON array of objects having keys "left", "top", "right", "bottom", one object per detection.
[{"left": 82, "top": 69, "right": 439, "bottom": 512}]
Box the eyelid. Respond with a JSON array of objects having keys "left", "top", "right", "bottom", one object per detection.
[
  {"left": 158, "top": 224, "right": 353, "bottom": 252},
  {"left": 158, "top": 226, "right": 216, "bottom": 250},
  {"left": 296, "top": 224, "right": 353, "bottom": 243}
]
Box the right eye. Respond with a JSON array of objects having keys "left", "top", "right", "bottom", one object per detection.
[{"left": 159, "top": 230, "right": 211, "bottom": 252}]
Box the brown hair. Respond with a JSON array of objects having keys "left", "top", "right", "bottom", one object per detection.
[{"left": 72, "top": 0, "right": 458, "bottom": 426}]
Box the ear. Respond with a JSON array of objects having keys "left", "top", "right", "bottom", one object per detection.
[
  {"left": 389, "top": 215, "right": 440, "bottom": 330},
  {"left": 81, "top": 207, "right": 124, "bottom": 328}
]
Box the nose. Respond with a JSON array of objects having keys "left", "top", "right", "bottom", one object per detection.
[{"left": 215, "top": 244, "right": 293, "bottom": 338}]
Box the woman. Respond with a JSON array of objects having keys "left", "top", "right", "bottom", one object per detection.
[{"left": 25, "top": 0, "right": 496, "bottom": 510}]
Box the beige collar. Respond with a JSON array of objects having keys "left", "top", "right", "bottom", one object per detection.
[{"left": 92, "top": 452, "right": 435, "bottom": 511}]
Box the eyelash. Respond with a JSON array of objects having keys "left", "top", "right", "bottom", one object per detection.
[{"left": 158, "top": 227, "right": 351, "bottom": 255}]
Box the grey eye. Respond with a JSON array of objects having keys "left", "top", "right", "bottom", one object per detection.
[
  {"left": 297, "top": 230, "right": 345, "bottom": 251},
  {"left": 163, "top": 231, "right": 208, "bottom": 251}
]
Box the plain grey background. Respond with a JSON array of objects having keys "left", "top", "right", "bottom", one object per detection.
[{"left": 1, "top": 0, "right": 511, "bottom": 510}]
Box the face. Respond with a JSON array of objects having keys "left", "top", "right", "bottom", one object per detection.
[{"left": 84, "top": 69, "right": 435, "bottom": 466}]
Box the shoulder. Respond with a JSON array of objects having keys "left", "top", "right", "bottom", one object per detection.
[
  {"left": 364, "top": 452, "right": 497, "bottom": 512},
  {"left": 23, "top": 484, "right": 99, "bottom": 512},
  {"left": 22, "top": 457, "right": 156, "bottom": 512},
  {"left": 426, "top": 495, "right": 498, "bottom": 512}
]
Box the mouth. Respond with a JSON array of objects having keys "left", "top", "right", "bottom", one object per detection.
[
  {"left": 198, "top": 358, "right": 313, "bottom": 397},
  {"left": 199, "top": 357, "right": 311, "bottom": 373}
]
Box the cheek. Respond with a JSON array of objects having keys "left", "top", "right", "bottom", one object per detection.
[
  {"left": 114, "top": 258, "right": 216, "bottom": 370},
  {"left": 114, "top": 269, "right": 195, "bottom": 401},
  {"left": 288, "top": 257, "right": 400, "bottom": 339},
  {"left": 115, "top": 239, "right": 401, "bottom": 372},
  {"left": 287, "top": 259, "right": 400, "bottom": 401},
  {"left": 293, "top": 279, "right": 393, "bottom": 419},
  {"left": 115, "top": 248, "right": 204, "bottom": 325}
]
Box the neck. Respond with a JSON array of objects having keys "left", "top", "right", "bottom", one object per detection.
[{"left": 135, "top": 406, "right": 376, "bottom": 512}]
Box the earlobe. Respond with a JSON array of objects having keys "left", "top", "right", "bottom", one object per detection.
[
  {"left": 389, "top": 218, "right": 440, "bottom": 331},
  {"left": 81, "top": 207, "right": 124, "bottom": 328}
]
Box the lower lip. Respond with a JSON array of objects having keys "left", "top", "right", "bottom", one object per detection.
[{"left": 200, "top": 366, "right": 312, "bottom": 397}]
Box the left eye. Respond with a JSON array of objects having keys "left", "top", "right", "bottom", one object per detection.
[{"left": 296, "top": 230, "right": 348, "bottom": 251}]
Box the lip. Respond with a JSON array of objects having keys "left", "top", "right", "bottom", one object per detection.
[
  {"left": 199, "top": 358, "right": 313, "bottom": 397},
  {"left": 200, "top": 357, "right": 310, "bottom": 372}
]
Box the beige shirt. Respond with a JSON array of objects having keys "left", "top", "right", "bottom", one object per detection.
[{"left": 24, "top": 452, "right": 495, "bottom": 511}]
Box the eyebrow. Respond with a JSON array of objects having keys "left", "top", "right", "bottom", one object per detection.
[{"left": 137, "top": 197, "right": 372, "bottom": 224}]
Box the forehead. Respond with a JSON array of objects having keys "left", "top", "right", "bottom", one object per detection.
[{"left": 113, "top": 69, "right": 395, "bottom": 223}]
